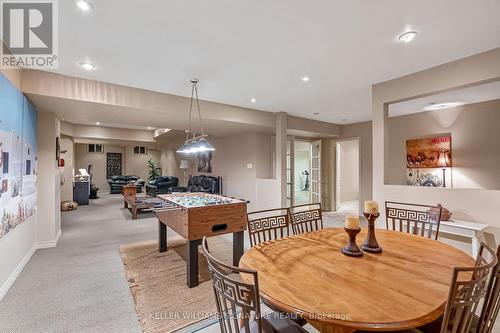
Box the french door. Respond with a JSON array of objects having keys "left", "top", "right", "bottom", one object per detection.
[{"left": 310, "top": 140, "right": 321, "bottom": 203}]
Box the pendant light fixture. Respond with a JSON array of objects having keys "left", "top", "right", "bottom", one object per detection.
[{"left": 176, "top": 79, "right": 215, "bottom": 154}]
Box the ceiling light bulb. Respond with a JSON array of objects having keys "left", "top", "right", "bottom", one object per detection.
[
  {"left": 79, "top": 62, "right": 96, "bottom": 70},
  {"left": 251, "top": 98, "right": 256, "bottom": 103},
  {"left": 398, "top": 31, "right": 418, "bottom": 43},
  {"left": 301, "top": 75, "right": 310, "bottom": 82},
  {"left": 147, "top": 126, "right": 153, "bottom": 130},
  {"left": 95, "top": 122, "right": 100, "bottom": 125},
  {"left": 75, "top": 0, "right": 92, "bottom": 11}
]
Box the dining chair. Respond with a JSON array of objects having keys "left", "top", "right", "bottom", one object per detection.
[
  {"left": 201, "top": 237, "right": 307, "bottom": 333},
  {"left": 247, "top": 208, "right": 290, "bottom": 247},
  {"left": 288, "top": 203, "right": 323, "bottom": 235},
  {"left": 385, "top": 201, "right": 443, "bottom": 240},
  {"left": 477, "top": 245, "right": 500, "bottom": 333},
  {"left": 412, "top": 243, "right": 498, "bottom": 333}
]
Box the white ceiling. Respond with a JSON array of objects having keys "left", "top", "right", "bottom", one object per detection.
[
  {"left": 48, "top": 0, "right": 500, "bottom": 124},
  {"left": 388, "top": 80, "right": 500, "bottom": 117}
]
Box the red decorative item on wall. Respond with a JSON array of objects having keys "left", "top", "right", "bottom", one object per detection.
[{"left": 59, "top": 158, "right": 65, "bottom": 167}]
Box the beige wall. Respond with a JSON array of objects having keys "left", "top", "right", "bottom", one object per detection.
[
  {"left": 341, "top": 121, "right": 373, "bottom": 211},
  {"left": 338, "top": 139, "right": 360, "bottom": 203},
  {"left": 74, "top": 144, "right": 125, "bottom": 192},
  {"left": 373, "top": 47, "right": 500, "bottom": 251},
  {"left": 37, "top": 112, "right": 61, "bottom": 242},
  {"left": 125, "top": 146, "right": 160, "bottom": 182},
  {"left": 60, "top": 137, "right": 75, "bottom": 201},
  {"left": 387, "top": 99, "right": 500, "bottom": 189}
]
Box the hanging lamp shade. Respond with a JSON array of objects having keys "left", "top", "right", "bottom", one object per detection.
[
  {"left": 190, "top": 137, "right": 215, "bottom": 152},
  {"left": 176, "top": 142, "right": 191, "bottom": 153},
  {"left": 176, "top": 79, "right": 215, "bottom": 154}
]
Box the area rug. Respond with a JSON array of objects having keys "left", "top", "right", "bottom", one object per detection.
[{"left": 119, "top": 236, "right": 233, "bottom": 332}]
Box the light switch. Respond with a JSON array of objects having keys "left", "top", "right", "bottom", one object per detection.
[{"left": 246, "top": 163, "right": 253, "bottom": 169}]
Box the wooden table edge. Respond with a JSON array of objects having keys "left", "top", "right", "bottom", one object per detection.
[{"left": 238, "top": 230, "right": 454, "bottom": 332}]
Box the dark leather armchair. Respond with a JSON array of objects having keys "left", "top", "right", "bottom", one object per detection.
[
  {"left": 145, "top": 176, "right": 179, "bottom": 196},
  {"left": 173, "top": 175, "right": 222, "bottom": 194},
  {"left": 108, "top": 175, "right": 145, "bottom": 194}
]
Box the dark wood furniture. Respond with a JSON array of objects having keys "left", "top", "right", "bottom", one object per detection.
[
  {"left": 385, "top": 201, "right": 443, "bottom": 240},
  {"left": 123, "top": 195, "right": 164, "bottom": 219},
  {"left": 247, "top": 207, "right": 290, "bottom": 247},
  {"left": 201, "top": 237, "right": 307, "bottom": 333},
  {"left": 288, "top": 203, "right": 323, "bottom": 235},
  {"left": 122, "top": 184, "right": 137, "bottom": 197},
  {"left": 73, "top": 181, "right": 89, "bottom": 205},
  {"left": 155, "top": 193, "right": 247, "bottom": 288},
  {"left": 239, "top": 228, "right": 475, "bottom": 333}
]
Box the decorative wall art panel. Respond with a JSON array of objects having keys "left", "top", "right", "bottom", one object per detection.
[
  {"left": 0, "top": 74, "right": 38, "bottom": 239},
  {"left": 406, "top": 136, "right": 451, "bottom": 187},
  {"left": 406, "top": 136, "right": 451, "bottom": 168}
]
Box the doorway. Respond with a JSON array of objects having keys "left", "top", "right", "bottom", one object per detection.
[
  {"left": 334, "top": 139, "right": 360, "bottom": 214},
  {"left": 291, "top": 140, "right": 321, "bottom": 205}
]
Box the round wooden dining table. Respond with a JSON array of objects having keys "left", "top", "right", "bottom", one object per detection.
[{"left": 239, "top": 227, "right": 474, "bottom": 333}]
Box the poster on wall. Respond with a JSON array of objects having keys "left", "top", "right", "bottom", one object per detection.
[
  {"left": 0, "top": 74, "right": 38, "bottom": 239},
  {"left": 406, "top": 136, "right": 451, "bottom": 186},
  {"left": 197, "top": 151, "right": 212, "bottom": 173}
]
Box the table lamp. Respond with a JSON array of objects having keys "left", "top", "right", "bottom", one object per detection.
[
  {"left": 179, "top": 160, "right": 189, "bottom": 185},
  {"left": 437, "top": 150, "right": 451, "bottom": 187}
]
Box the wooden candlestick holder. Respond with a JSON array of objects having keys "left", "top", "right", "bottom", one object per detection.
[
  {"left": 341, "top": 227, "right": 363, "bottom": 257},
  {"left": 361, "top": 212, "right": 382, "bottom": 253}
]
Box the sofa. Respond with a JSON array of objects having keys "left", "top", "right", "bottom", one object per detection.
[
  {"left": 173, "top": 175, "right": 222, "bottom": 194},
  {"left": 107, "top": 175, "right": 145, "bottom": 194},
  {"left": 145, "top": 176, "right": 179, "bottom": 197}
]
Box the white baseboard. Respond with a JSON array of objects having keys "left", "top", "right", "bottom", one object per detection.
[
  {"left": 36, "top": 229, "right": 62, "bottom": 249},
  {"left": 0, "top": 244, "right": 37, "bottom": 301}
]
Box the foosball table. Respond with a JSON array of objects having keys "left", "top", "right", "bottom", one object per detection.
[{"left": 155, "top": 192, "right": 247, "bottom": 288}]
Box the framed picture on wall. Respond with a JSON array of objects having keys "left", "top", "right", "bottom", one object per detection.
[
  {"left": 2, "top": 152, "right": 9, "bottom": 174},
  {"left": 197, "top": 151, "right": 212, "bottom": 173},
  {"left": 406, "top": 136, "right": 452, "bottom": 168}
]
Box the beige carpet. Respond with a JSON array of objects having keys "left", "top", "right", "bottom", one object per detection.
[{"left": 120, "top": 236, "right": 233, "bottom": 332}]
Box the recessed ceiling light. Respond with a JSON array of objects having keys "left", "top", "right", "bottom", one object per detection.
[
  {"left": 301, "top": 75, "right": 310, "bottom": 82},
  {"left": 75, "top": 0, "right": 93, "bottom": 11},
  {"left": 147, "top": 126, "right": 153, "bottom": 130},
  {"left": 78, "top": 61, "right": 96, "bottom": 70},
  {"left": 95, "top": 122, "right": 100, "bottom": 125},
  {"left": 398, "top": 31, "right": 418, "bottom": 43},
  {"left": 423, "top": 102, "right": 465, "bottom": 111},
  {"left": 250, "top": 98, "right": 256, "bottom": 103}
]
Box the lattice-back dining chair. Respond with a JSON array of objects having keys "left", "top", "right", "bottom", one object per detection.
[
  {"left": 288, "top": 203, "right": 323, "bottom": 235},
  {"left": 478, "top": 245, "right": 500, "bottom": 333},
  {"left": 385, "top": 201, "right": 443, "bottom": 240},
  {"left": 439, "top": 243, "right": 498, "bottom": 333},
  {"left": 201, "top": 237, "right": 307, "bottom": 333},
  {"left": 247, "top": 208, "right": 290, "bottom": 247}
]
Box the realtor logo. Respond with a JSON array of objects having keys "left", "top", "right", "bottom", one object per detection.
[{"left": 1, "top": 0, "right": 58, "bottom": 69}]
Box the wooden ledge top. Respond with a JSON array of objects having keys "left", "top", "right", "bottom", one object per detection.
[{"left": 239, "top": 228, "right": 474, "bottom": 331}]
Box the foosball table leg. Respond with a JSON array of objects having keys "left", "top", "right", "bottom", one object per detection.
[
  {"left": 187, "top": 239, "right": 202, "bottom": 288},
  {"left": 233, "top": 231, "right": 244, "bottom": 267},
  {"left": 158, "top": 221, "right": 167, "bottom": 252}
]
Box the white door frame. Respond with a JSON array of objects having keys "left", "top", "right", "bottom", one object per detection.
[
  {"left": 311, "top": 140, "right": 321, "bottom": 204},
  {"left": 331, "top": 137, "right": 362, "bottom": 214}
]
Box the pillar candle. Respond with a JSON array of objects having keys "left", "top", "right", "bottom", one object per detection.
[
  {"left": 345, "top": 215, "right": 360, "bottom": 229},
  {"left": 364, "top": 201, "right": 379, "bottom": 214}
]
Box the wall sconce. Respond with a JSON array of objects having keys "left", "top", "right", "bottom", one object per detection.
[{"left": 437, "top": 150, "right": 452, "bottom": 187}]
